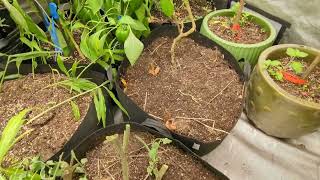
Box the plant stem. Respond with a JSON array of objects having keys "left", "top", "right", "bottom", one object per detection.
[
  {"left": 170, "top": 0, "right": 196, "bottom": 67},
  {"left": 155, "top": 165, "right": 169, "bottom": 180},
  {"left": 233, "top": 0, "right": 245, "bottom": 26},
  {"left": 121, "top": 124, "right": 130, "bottom": 180},
  {"left": 26, "top": 81, "right": 108, "bottom": 125},
  {"left": 302, "top": 55, "right": 320, "bottom": 79},
  {"left": 0, "top": 57, "right": 10, "bottom": 91}
]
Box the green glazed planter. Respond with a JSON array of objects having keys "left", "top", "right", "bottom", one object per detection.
[
  {"left": 200, "top": 9, "right": 277, "bottom": 66},
  {"left": 246, "top": 44, "right": 320, "bottom": 138}
]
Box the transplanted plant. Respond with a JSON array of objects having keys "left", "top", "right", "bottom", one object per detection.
[
  {"left": 135, "top": 135, "right": 171, "bottom": 180},
  {"left": 264, "top": 48, "right": 309, "bottom": 84},
  {"left": 158, "top": 0, "right": 196, "bottom": 67}
]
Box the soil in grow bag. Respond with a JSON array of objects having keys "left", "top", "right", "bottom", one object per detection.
[
  {"left": 85, "top": 131, "right": 223, "bottom": 180},
  {"left": 151, "top": 0, "right": 214, "bottom": 24},
  {"left": 0, "top": 73, "right": 91, "bottom": 166},
  {"left": 265, "top": 57, "right": 320, "bottom": 104},
  {"left": 122, "top": 32, "right": 244, "bottom": 142},
  {"left": 208, "top": 16, "right": 269, "bottom": 44}
]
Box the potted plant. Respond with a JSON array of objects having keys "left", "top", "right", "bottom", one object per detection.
[
  {"left": 116, "top": 0, "right": 245, "bottom": 155},
  {"left": 200, "top": 0, "right": 277, "bottom": 65},
  {"left": 246, "top": 44, "right": 320, "bottom": 138},
  {"left": 70, "top": 123, "right": 229, "bottom": 179},
  {"left": 0, "top": 51, "right": 128, "bottom": 168}
]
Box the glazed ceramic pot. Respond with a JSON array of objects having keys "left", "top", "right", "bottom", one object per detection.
[
  {"left": 200, "top": 9, "right": 277, "bottom": 66},
  {"left": 246, "top": 44, "right": 320, "bottom": 138}
]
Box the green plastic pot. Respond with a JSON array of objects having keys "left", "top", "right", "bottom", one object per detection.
[
  {"left": 200, "top": 9, "right": 277, "bottom": 66},
  {"left": 246, "top": 44, "right": 320, "bottom": 138}
]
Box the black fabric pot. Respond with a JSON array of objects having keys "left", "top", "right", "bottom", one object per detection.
[
  {"left": 68, "top": 122, "right": 229, "bottom": 179},
  {"left": 115, "top": 25, "right": 245, "bottom": 156},
  {"left": 0, "top": 63, "right": 114, "bottom": 161}
]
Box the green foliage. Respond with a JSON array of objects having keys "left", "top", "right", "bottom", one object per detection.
[
  {"left": 290, "top": 61, "right": 304, "bottom": 74},
  {"left": 70, "top": 101, "right": 81, "bottom": 121},
  {"left": 159, "top": 0, "right": 174, "bottom": 17},
  {"left": 0, "top": 109, "right": 30, "bottom": 164},
  {"left": 124, "top": 29, "right": 144, "bottom": 65},
  {"left": 135, "top": 136, "right": 171, "bottom": 179},
  {"left": 286, "top": 48, "right": 309, "bottom": 58},
  {"left": 264, "top": 59, "right": 284, "bottom": 81}
]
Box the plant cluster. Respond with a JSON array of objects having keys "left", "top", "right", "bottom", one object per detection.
[{"left": 264, "top": 48, "right": 308, "bottom": 84}]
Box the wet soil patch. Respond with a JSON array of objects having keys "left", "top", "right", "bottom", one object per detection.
[
  {"left": 268, "top": 57, "right": 320, "bottom": 104},
  {"left": 151, "top": 0, "right": 213, "bottom": 24},
  {"left": 0, "top": 73, "right": 91, "bottom": 166},
  {"left": 85, "top": 131, "right": 223, "bottom": 180},
  {"left": 208, "top": 16, "right": 269, "bottom": 44},
  {"left": 123, "top": 35, "right": 243, "bottom": 142}
]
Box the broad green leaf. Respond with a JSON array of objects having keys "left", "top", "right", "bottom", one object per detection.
[
  {"left": 124, "top": 30, "right": 144, "bottom": 65},
  {"left": 270, "top": 60, "right": 282, "bottom": 67},
  {"left": 0, "top": 109, "right": 30, "bottom": 163},
  {"left": 159, "top": 0, "right": 174, "bottom": 17},
  {"left": 286, "top": 48, "right": 308, "bottom": 58},
  {"left": 80, "top": 30, "right": 99, "bottom": 61},
  {"left": 57, "top": 55, "right": 70, "bottom": 77},
  {"left": 2, "top": 0, "right": 28, "bottom": 32},
  {"left": 119, "top": 15, "right": 147, "bottom": 31},
  {"left": 87, "top": 0, "right": 103, "bottom": 14},
  {"left": 71, "top": 21, "right": 86, "bottom": 32},
  {"left": 135, "top": 5, "right": 146, "bottom": 22},
  {"left": 275, "top": 71, "right": 283, "bottom": 81},
  {"left": 70, "top": 101, "right": 81, "bottom": 121},
  {"left": 290, "top": 61, "right": 303, "bottom": 74}
]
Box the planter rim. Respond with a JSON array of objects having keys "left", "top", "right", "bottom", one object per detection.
[
  {"left": 202, "top": 9, "right": 277, "bottom": 48},
  {"left": 258, "top": 44, "right": 320, "bottom": 109}
]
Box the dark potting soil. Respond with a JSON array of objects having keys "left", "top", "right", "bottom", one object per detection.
[
  {"left": 269, "top": 57, "right": 320, "bottom": 104},
  {"left": 123, "top": 36, "right": 244, "bottom": 142},
  {"left": 85, "top": 132, "right": 222, "bottom": 180},
  {"left": 208, "top": 16, "right": 269, "bottom": 44},
  {"left": 0, "top": 73, "right": 91, "bottom": 166},
  {"left": 151, "top": 0, "right": 213, "bottom": 24}
]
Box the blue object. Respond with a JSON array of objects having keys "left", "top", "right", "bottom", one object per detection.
[{"left": 47, "top": 2, "right": 62, "bottom": 57}]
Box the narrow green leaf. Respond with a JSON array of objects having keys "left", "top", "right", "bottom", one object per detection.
[
  {"left": 70, "top": 101, "right": 81, "bottom": 121},
  {"left": 93, "top": 92, "right": 102, "bottom": 122},
  {"left": 105, "top": 87, "right": 128, "bottom": 116},
  {"left": 4, "top": 74, "right": 21, "bottom": 80},
  {"left": 0, "top": 109, "right": 30, "bottom": 163},
  {"left": 124, "top": 30, "right": 144, "bottom": 65},
  {"left": 71, "top": 61, "right": 79, "bottom": 77},
  {"left": 98, "top": 89, "right": 106, "bottom": 127},
  {"left": 87, "top": 0, "right": 103, "bottom": 14},
  {"left": 57, "top": 55, "right": 70, "bottom": 77}
]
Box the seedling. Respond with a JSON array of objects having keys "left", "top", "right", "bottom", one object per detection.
[
  {"left": 0, "top": 17, "right": 8, "bottom": 27},
  {"left": 135, "top": 136, "right": 172, "bottom": 180},
  {"left": 264, "top": 48, "right": 311, "bottom": 85}
]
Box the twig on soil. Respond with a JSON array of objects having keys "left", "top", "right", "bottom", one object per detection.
[
  {"left": 177, "top": 89, "right": 202, "bottom": 103},
  {"left": 151, "top": 42, "right": 167, "bottom": 55},
  {"left": 209, "top": 79, "right": 235, "bottom": 103},
  {"left": 175, "top": 116, "right": 216, "bottom": 123},
  {"left": 149, "top": 113, "right": 163, "bottom": 120},
  {"left": 175, "top": 118, "right": 229, "bottom": 134},
  {"left": 302, "top": 55, "right": 320, "bottom": 79},
  {"left": 143, "top": 92, "right": 148, "bottom": 111}
]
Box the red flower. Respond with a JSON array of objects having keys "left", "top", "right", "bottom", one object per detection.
[{"left": 282, "top": 71, "right": 307, "bottom": 85}]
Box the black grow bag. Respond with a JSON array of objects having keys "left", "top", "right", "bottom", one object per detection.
[
  {"left": 68, "top": 122, "right": 229, "bottom": 179},
  {"left": 115, "top": 25, "right": 245, "bottom": 156},
  {"left": 0, "top": 63, "right": 114, "bottom": 161}
]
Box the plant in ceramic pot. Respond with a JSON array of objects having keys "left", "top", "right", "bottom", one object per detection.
[
  {"left": 246, "top": 44, "right": 320, "bottom": 138},
  {"left": 200, "top": 0, "right": 277, "bottom": 66}
]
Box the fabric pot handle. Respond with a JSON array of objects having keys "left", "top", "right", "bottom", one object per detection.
[{"left": 142, "top": 118, "right": 173, "bottom": 139}]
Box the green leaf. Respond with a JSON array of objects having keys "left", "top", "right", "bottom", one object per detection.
[
  {"left": 286, "top": 48, "right": 309, "bottom": 58},
  {"left": 70, "top": 101, "right": 81, "bottom": 121},
  {"left": 98, "top": 89, "right": 106, "bottom": 127},
  {"left": 104, "top": 87, "right": 128, "bottom": 116},
  {"left": 159, "top": 0, "right": 174, "bottom": 17},
  {"left": 124, "top": 30, "right": 144, "bottom": 65},
  {"left": 160, "top": 138, "right": 172, "bottom": 144},
  {"left": 270, "top": 60, "right": 282, "bottom": 67},
  {"left": 4, "top": 74, "right": 21, "bottom": 80},
  {"left": 71, "top": 61, "right": 79, "bottom": 77},
  {"left": 290, "top": 61, "right": 303, "bottom": 74},
  {"left": 57, "top": 55, "right": 70, "bottom": 77},
  {"left": 71, "top": 21, "right": 86, "bottom": 32},
  {"left": 135, "top": 5, "right": 146, "bottom": 22},
  {"left": 275, "top": 71, "right": 284, "bottom": 81},
  {"left": 0, "top": 109, "right": 30, "bottom": 163},
  {"left": 119, "top": 15, "right": 147, "bottom": 31},
  {"left": 87, "top": 0, "right": 103, "bottom": 14}
]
